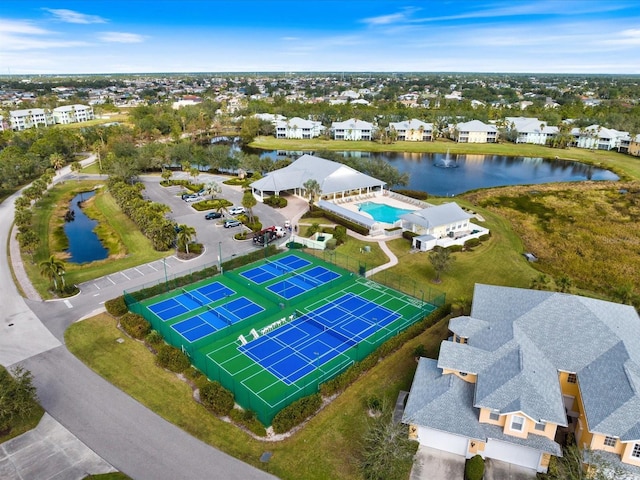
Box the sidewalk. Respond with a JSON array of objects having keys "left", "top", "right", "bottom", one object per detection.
[{"left": 0, "top": 413, "right": 115, "bottom": 480}]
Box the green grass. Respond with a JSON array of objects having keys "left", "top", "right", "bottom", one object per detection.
[
  {"left": 84, "top": 473, "right": 132, "bottom": 480},
  {"left": 66, "top": 312, "right": 450, "bottom": 480},
  {"left": 250, "top": 136, "right": 640, "bottom": 181},
  {"left": 22, "top": 181, "right": 168, "bottom": 296},
  {"left": 374, "top": 197, "right": 538, "bottom": 303}
]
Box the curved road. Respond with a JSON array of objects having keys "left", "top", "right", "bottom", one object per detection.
[{"left": 0, "top": 161, "right": 278, "bottom": 480}]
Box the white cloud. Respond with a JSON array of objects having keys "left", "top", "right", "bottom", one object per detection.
[
  {"left": 0, "top": 19, "right": 89, "bottom": 51},
  {"left": 361, "top": 7, "right": 420, "bottom": 26},
  {"left": 0, "top": 19, "right": 51, "bottom": 35},
  {"left": 44, "top": 8, "right": 107, "bottom": 24},
  {"left": 98, "top": 32, "right": 146, "bottom": 43}
]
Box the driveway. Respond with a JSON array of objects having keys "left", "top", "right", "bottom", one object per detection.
[
  {"left": 484, "top": 458, "right": 537, "bottom": 480},
  {"left": 410, "top": 445, "right": 465, "bottom": 480}
]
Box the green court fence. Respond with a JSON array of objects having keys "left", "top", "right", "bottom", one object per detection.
[{"left": 123, "top": 250, "right": 443, "bottom": 426}]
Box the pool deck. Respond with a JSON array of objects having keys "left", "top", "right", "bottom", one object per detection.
[{"left": 328, "top": 194, "right": 423, "bottom": 224}]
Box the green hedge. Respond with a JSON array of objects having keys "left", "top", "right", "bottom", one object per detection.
[
  {"left": 190, "top": 198, "right": 232, "bottom": 211},
  {"left": 160, "top": 179, "right": 204, "bottom": 192},
  {"left": 392, "top": 189, "right": 429, "bottom": 200},
  {"left": 228, "top": 408, "right": 267, "bottom": 437},
  {"left": 402, "top": 230, "right": 418, "bottom": 241},
  {"left": 105, "top": 296, "right": 128, "bottom": 317},
  {"left": 156, "top": 345, "right": 190, "bottom": 373},
  {"left": 465, "top": 455, "right": 484, "bottom": 480},
  {"left": 272, "top": 393, "right": 322, "bottom": 434},
  {"left": 264, "top": 195, "right": 288, "bottom": 208},
  {"left": 221, "top": 244, "right": 278, "bottom": 271},
  {"left": 200, "top": 381, "right": 234, "bottom": 416},
  {"left": 464, "top": 238, "right": 481, "bottom": 249},
  {"left": 320, "top": 304, "right": 450, "bottom": 397},
  {"left": 120, "top": 313, "right": 151, "bottom": 339},
  {"left": 307, "top": 205, "right": 370, "bottom": 236}
]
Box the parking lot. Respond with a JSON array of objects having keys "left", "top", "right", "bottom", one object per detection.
[{"left": 80, "top": 172, "right": 290, "bottom": 294}]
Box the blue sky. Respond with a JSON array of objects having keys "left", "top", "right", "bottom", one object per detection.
[{"left": 2, "top": 1, "right": 640, "bottom": 74}]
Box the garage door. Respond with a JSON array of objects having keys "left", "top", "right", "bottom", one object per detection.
[
  {"left": 418, "top": 427, "right": 469, "bottom": 456},
  {"left": 484, "top": 439, "right": 541, "bottom": 470}
]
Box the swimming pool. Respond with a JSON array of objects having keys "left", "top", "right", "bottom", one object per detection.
[{"left": 357, "top": 202, "right": 414, "bottom": 223}]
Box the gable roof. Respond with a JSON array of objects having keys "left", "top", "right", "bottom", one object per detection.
[
  {"left": 400, "top": 202, "right": 472, "bottom": 229},
  {"left": 331, "top": 118, "right": 374, "bottom": 130},
  {"left": 249, "top": 154, "right": 384, "bottom": 196},
  {"left": 445, "top": 284, "right": 640, "bottom": 439},
  {"left": 456, "top": 120, "right": 497, "bottom": 133},
  {"left": 389, "top": 119, "right": 433, "bottom": 131}
]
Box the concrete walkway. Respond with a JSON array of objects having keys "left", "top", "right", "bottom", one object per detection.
[{"left": 0, "top": 414, "right": 115, "bottom": 480}]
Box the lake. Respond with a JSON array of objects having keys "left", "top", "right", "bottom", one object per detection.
[
  {"left": 251, "top": 149, "right": 619, "bottom": 196},
  {"left": 63, "top": 190, "right": 109, "bottom": 264}
]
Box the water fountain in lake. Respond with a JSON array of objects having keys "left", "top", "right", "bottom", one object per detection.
[{"left": 434, "top": 149, "right": 458, "bottom": 168}]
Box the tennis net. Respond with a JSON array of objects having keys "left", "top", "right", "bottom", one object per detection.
[
  {"left": 182, "top": 288, "right": 204, "bottom": 306},
  {"left": 207, "top": 305, "right": 240, "bottom": 326},
  {"left": 291, "top": 271, "right": 322, "bottom": 288},
  {"left": 265, "top": 258, "right": 292, "bottom": 274},
  {"left": 300, "top": 312, "right": 357, "bottom": 347}
]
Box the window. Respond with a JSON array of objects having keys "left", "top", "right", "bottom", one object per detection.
[
  {"left": 489, "top": 411, "right": 500, "bottom": 421},
  {"left": 633, "top": 443, "right": 640, "bottom": 458},
  {"left": 604, "top": 436, "right": 616, "bottom": 448},
  {"left": 535, "top": 422, "right": 546, "bottom": 432},
  {"left": 511, "top": 415, "right": 525, "bottom": 432},
  {"left": 567, "top": 373, "right": 577, "bottom": 384}
]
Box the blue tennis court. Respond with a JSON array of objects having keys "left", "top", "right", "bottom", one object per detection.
[
  {"left": 147, "top": 281, "right": 235, "bottom": 321},
  {"left": 171, "top": 296, "right": 265, "bottom": 343},
  {"left": 241, "top": 254, "right": 312, "bottom": 284},
  {"left": 239, "top": 293, "right": 399, "bottom": 384},
  {"left": 266, "top": 266, "right": 341, "bottom": 299}
]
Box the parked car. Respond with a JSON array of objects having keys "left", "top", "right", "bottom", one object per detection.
[
  {"left": 228, "top": 206, "right": 246, "bottom": 215},
  {"left": 184, "top": 195, "right": 200, "bottom": 203},
  {"left": 223, "top": 219, "right": 242, "bottom": 228},
  {"left": 205, "top": 211, "right": 223, "bottom": 220}
]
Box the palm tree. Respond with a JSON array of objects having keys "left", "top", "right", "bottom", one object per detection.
[
  {"left": 205, "top": 181, "right": 221, "bottom": 199},
  {"left": 39, "top": 255, "right": 65, "bottom": 292},
  {"left": 70, "top": 161, "right": 82, "bottom": 181},
  {"left": 176, "top": 224, "right": 196, "bottom": 254},
  {"left": 49, "top": 153, "right": 64, "bottom": 172},
  {"left": 303, "top": 179, "right": 321, "bottom": 203}
]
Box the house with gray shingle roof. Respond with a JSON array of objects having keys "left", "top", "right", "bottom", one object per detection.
[
  {"left": 330, "top": 118, "right": 375, "bottom": 140},
  {"left": 388, "top": 119, "right": 433, "bottom": 141},
  {"left": 402, "top": 284, "right": 640, "bottom": 475}
]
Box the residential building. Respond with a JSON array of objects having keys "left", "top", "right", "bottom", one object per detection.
[
  {"left": 331, "top": 118, "right": 375, "bottom": 141},
  {"left": 455, "top": 120, "right": 498, "bottom": 143},
  {"left": 275, "top": 117, "right": 325, "bottom": 139},
  {"left": 403, "top": 284, "right": 640, "bottom": 476},
  {"left": 504, "top": 117, "right": 559, "bottom": 145},
  {"left": 52, "top": 104, "right": 94, "bottom": 124},
  {"left": 10, "top": 108, "right": 53, "bottom": 131},
  {"left": 388, "top": 119, "right": 433, "bottom": 141},
  {"left": 570, "top": 125, "right": 629, "bottom": 150},
  {"left": 620, "top": 134, "right": 640, "bottom": 157}
]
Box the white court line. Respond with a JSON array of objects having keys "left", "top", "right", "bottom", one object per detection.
[
  {"left": 107, "top": 276, "right": 116, "bottom": 285},
  {"left": 134, "top": 268, "right": 144, "bottom": 275},
  {"left": 120, "top": 271, "right": 130, "bottom": 280}
]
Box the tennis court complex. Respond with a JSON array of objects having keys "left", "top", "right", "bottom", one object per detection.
[{"left": 126, "top": 250, "right": 443, "bottom": 425}]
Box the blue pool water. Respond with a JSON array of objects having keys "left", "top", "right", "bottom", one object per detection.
[{"left": 358, "top": 202, "right": 414, "bottom": 223}]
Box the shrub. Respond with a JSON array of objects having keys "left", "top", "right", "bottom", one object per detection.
[
  {"left": 264, "top": 195, "right": 287, "bottom": 208},
  {"left": 145, "top": 330, "right": 163, "bottom": 346},
  {"left": 365, "top": 395, "right": 383, "bottom": 413},
  {"left": 120, "top": 312, "right": 151, "bottom": 339},
  {"left": 244, "top": 220, "right": 263, "bottom": 233},
  {"left": 325, "top": 238, "right": 337, "bottom": 250},
  {"left": 465, "top": 455, "right": 484, "bottom": 480},
  {"left": 187, "top": 243, "right": 203, "bottom": 254},
  {"left": 464, "top": 238, "right": 481, "bottom": 249},
  {"left": 307, "top": 205, "right": 370, "bottom": 236},
  {"left": 333, "top": 225, "right": 347, "bottom": 245},
  {"left": 479, "top": 233, "right": 491, "bottom": 242},
  {"left": 156, "top": 345, "right": 190, "bottom": 373},
  {"left": 402, "top": 230, "right": 418, "bottom": 241},
  {"left": 105, "top": 296, "right": 129, "bottom": 317},
  {"left": 272, "top": 393, "right": 322, "bottom": 433},
  {"left": 392, "top": 189, "right": 429, "bottom": 200},
  {"left": 412, "top": 344, "right": 426, "bottom": 358},
  {"left": 200, "top": 381, "right": 234, "bottom": 416},
  {"left": 229, "top": 408, "right": 267, "bottom": 436},
  {"left": 447, "top": 244, "right": 464, "bottom": 253}
]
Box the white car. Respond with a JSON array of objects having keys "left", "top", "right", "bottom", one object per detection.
[{"left": 228, "top": 206, "right": 246, "bottom": 215}]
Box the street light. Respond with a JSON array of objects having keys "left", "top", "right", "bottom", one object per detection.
[{"left": 218, "top": 241, "right": 223, "bottom": 274}]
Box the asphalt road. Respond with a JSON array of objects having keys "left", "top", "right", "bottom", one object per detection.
[{"left": 1, "top": 160, "right": 279, "bottom": 480}]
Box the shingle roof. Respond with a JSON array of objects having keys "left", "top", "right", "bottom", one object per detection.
[
  {"left": 446, "top": 284, "right": 640, "bottom": 440},
  {"left": 400, "top": 202, "right": 472, "bottom": 229},
  {"left": 250, "top": 154, "right": 385, "bottom": 196},
  {"left": 456, "top": 120, "right": 497, "bottom": 133}
]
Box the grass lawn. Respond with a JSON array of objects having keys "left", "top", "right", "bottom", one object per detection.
[
  {"left": 84, "top": 474, "right": 131, "bottom": 480},
  {"left": 66, "top": 308, "right": 450, "bottom": 480},
  {"left": 250, "top": 136, "right": 640, "bottom": 181},
  {"left": 0, "top": 405, "right": 45, "bottom": 444},
  {"left": 22, "top": 180, "right": 168, "bottom": 297},
  {"left": 375, "top": 196, "right": 538, "bottom": 303}
]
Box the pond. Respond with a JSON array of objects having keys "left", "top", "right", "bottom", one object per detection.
[
  {"left": 250, "top": 149, "right": 619, "bottom": 196},
  {"left": 63, "top": 190, "right": 109, "bottom": 264}
]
